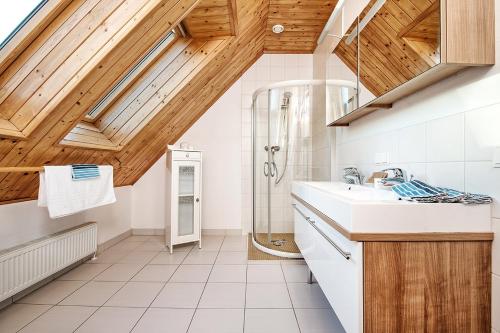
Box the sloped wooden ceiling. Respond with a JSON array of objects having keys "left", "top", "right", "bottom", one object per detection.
[
  {"left": 334, "top": 0, "right": 439, "bottom": 97},
  {"left": 264, "top": 0, "right": 337, "bottom": 53},
  {"left": 0, "top": 0, "right": 336, "bottom": 202}
]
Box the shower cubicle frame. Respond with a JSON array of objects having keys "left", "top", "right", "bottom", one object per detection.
[{"left": 251, "top": 79, "right": 357, "bottom": 258}]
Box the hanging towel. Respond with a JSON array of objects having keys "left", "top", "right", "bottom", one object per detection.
[
  {"left": 38, "top": 165, "right": 116, "bottom": 219},
  {"left": 72, "top": 164, "right": 100, "bottom": 180}
]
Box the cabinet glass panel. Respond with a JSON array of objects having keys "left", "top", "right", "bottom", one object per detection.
[{"left": 178, "top": 166, "right": 195, "bottom": 236}]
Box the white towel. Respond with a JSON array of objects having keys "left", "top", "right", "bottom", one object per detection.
[{"left": 38, "top": 165, "right": 116, "bottom": 219}]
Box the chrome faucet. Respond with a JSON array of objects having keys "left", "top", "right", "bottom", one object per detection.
[
  {"left": 382, "top": 167, "right": 407, "bottom": 183},
  {"left": 343, "top": 167, "right": 363, "bottom": 185}
]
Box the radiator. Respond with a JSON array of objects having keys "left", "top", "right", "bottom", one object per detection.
[{"left": 0, "top": 222, "right": 97, "bottom": 302}]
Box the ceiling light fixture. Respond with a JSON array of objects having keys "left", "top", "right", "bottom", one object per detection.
[{"left": 272, "top": 24, "right": 285, "bottom": 34}]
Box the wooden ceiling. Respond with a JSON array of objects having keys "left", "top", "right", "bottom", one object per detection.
[
  {"left": 334, "top": 0, "right": 440, "bottom": 97},
  {"left": 0, "top": 0, "right": 336, "bottom": 202},
  {"left": 264, "top": 0, "right": 337, "bottom": 53}
]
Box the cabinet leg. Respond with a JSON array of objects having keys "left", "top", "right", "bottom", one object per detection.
[
  {"left": 307, "top": 267, "right": 314, "bottom": 284},
  {"left": 198, "top": 239, "right": 202, "bottom": 249},
  {"left": 170, "top": 245, "right": 173, "bottom": 254}
]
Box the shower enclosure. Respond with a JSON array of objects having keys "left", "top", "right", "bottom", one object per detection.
[{"left": 251, "top": 80, "right": 356, "bottom": 258}]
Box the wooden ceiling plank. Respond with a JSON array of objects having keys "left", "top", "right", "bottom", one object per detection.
[
  {"left": 113, "top": 40, "right": 227, "bottom": 146},
  {"left": 100, "top": 40, "right": 204, "bottom": 137},
  {"left": 0, "top": 0, "right": 74, "bottom": 76},
  {"left": 0, "top": 0, "right": 110, "bottom": 118},
  {"left": 11, "top": 0, "right": 149, "bottom": 132}
]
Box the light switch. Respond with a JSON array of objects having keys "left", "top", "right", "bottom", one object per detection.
[{"left": 493, "top": 147, "right": 500, "bottom": 168}]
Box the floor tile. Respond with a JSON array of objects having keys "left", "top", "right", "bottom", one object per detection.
[
  {"left": 131, "top": 264, "right": 178, "bottom": 282},
  {"left": 118, "top": 251, "right": 158, "bottom": 264},
  {"left": 171, "top": 243, "right": 195, "bottom": 252},
  {"left": 282, "top": 264, "right": 310, "bottom": 283},
  {"left": 150, "top": 251, "right": 188, "bottom": 265},
  {"left": 245, "top": 309, "right": 300, "bottom": 333},
  {"left": 248, "top": 260, "right": 281, "bottom": 265},
  {"left": 108, "top": 242, "right": 142, "bottom": 252},
  {"left": 295, "top": 308, "right": 346, "bottom": 333},
  {"left": 18, "top": 306, "right": 96, "bottom": 333},
  {"left": 75, "top": 307, "right": 145, "bottom": 333},
  {"left": 0, "top": 304, "right": 50, "bottom": 333},
  {"left": 198, "top": 283, "right": 246, "bottom": 308},
  {"left": 170, "top": 265, "right": 212, "bottom": 283},
  {"left": 87, "top": 250, "right": 126, "bottom": 264},
  {"left": 209, "top": 265, "right": 247, "bottom": 282},
  {"left": 193, "top": 236, "right": 224, "bottom": 252},
  {"left": 132, "top": 308, "right": 194, "bottom": 333},
  {"left": 122, "top": 236, "right": 151, "bottom": 242},
  {"left": 60, "top": 281, "right": 124, "bottom": 306},
  {"left": 183, "top": 251, "right": 218, "bottom": 265},
  {"left": 245, "top": 283, "right": 292, "bottom": 308},
  {"left": 188, "top": 309, "right": 244, "bottom": 333},
  {"left": 247, "top": 264, "right": 285, "bottom": 283},
  {"left": 104, "top": 282, "right": 164, "bottom": 307},
  {"left": 215, "top": 251, "right": 248, "bottom": 265},
  {"left": 151, "top": 283, "right": 205, "bottom": 308},
  {"left": 58, "top": 263, "right": 111, "bottom": 281},
  {"left": 93, "top": 263, "right": 144, "bottom": 281},
  {"left": 18, "top": 280, "right": 85, "bottom": 305},
  {"left": 220, "top": 236, "right": 248, "bottom": 251},
  {"left": 133, "top": 242, "right": 168, "bottom": 252},
  {"left": 287, "top": 283, "right": 331, "bottom": 308}
]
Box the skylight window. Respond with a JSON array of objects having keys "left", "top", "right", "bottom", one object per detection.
[
  {"left": 86, "top": 30, "right": 177, "bottom": 120},
  {"left": 0, "top": 0, "right": 47, "bottom": 50}
]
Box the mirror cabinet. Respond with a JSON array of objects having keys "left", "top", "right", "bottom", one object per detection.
[{"left": 327, "top": 0, "right": 494, "bottom": 126}]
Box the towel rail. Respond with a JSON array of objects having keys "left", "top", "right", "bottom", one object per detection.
[{"left": 0, "top": 167, "right": 45, "bottom": 173}]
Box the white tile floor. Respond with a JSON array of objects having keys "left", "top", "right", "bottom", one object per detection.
[{"left": 0, "top": 235, "right": 346, "bottom": 333}]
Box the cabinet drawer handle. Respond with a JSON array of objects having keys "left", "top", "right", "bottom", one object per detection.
[{"left": 292, "top": 204, "right": 351, "bottom": 260}]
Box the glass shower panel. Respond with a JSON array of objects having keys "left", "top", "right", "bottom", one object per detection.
[
  {"left": 252, "top": 84, "right": 312, "bottom": 253},
  {"left": 178, "top": 165, "right": 195, "bottom": 236}
]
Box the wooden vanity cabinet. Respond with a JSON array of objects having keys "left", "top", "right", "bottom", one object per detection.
[
  {"left": 329, "top": 0, "right": 495, "bottom": 126},
  {"left": 293, "top": 196, "right": 492, "bottom": 333}
]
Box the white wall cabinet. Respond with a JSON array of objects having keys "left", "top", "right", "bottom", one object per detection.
[{"left": 165, "top": 147, "right": 202, "bottom": 253}]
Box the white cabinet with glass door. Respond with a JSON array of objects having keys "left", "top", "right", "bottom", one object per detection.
[{"left": 165, "top": 146, "right": 202, "bottom": 253}]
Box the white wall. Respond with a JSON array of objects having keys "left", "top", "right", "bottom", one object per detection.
[
  {"left": 0, "top": 186, "right": 132, "bottom": 251},
  {"left": 332, "top": 2, "right": 500, "bottom": 330},
  {"left": 131, "top": 54, "right": 314, "bottom": 234}
]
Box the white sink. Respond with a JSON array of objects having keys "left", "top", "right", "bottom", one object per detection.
[{"left": 292, "top": 181, "right": 491, "bottom": 234}]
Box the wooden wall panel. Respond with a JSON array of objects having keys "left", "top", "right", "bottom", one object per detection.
[{"left": 364, "top": 241, "right": 491, "bottom": 333}]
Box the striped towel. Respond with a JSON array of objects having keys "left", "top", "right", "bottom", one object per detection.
[
  {"left": 71, "top": 164, "right": 100, "bottom": 181},
  {"left": 392, "top": 180, "right": 493, "bottom": 205},
  {"left": 391, "top": 180, "right": 445, "bottom": 200}
]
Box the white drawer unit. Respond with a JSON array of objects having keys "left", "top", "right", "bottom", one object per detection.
[
  {"left": 172, "top": 150, "right": 202, "bottom": 160},
  {"left": 293, "top": 200, "right": 363, "bottom": 333}
]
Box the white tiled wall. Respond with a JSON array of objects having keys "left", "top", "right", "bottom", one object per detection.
[{"left": 333, "top": 9, "right": 500, "bottom": 327}]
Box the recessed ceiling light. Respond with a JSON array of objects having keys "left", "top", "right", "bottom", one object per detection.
[{"left": 272, "top": 24, "right": 285, "bottom": 34}]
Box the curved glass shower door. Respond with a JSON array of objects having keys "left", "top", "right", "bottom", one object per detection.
[{"left": 252, "top": 84, "right": 312, "bottom": 258}]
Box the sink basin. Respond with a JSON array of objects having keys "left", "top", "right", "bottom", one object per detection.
[{"left": 292, "top": 181, "right": 491, "bottom": 234}]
